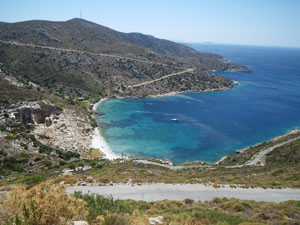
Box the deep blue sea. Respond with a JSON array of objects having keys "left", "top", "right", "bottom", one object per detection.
[{"left": 95, "top": 44, "right": 300, "bottom": 164}]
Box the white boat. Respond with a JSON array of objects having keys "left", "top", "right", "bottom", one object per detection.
[{"left": 171, "top": 118, "right": 179, "bottom": 122}]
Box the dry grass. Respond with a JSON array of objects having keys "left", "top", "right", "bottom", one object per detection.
[
  {"left": 89, "top": 148, "right": 104, "bottom": 158},
  {"left": 0, "top": 179, "right": 87, "bottom": 225}
]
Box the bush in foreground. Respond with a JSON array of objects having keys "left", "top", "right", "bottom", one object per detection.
[{"left": 0, "top": 180, "right": 87, "bottom": 225}]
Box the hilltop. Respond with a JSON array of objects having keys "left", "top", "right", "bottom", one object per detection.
[
  {"left": 0, "top": 18, "right": 250, "bottom": 101},
  {"left": 0, "top": 18, "right": 251, "bottom": 179},
  {"left": 0, "top": 18, "right": 252, "bottom": 182}
]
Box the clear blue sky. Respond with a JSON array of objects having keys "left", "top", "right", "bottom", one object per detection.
[{"left": 1, "top": 0, "right": 300, "bottom": 47}]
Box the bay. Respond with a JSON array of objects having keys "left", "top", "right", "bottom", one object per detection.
[{"left": 95, "top": 44, "right": 300, "bottom": 164}]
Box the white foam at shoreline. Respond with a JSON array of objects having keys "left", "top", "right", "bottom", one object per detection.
[
  {"left": 91, "top": 128, "right": 120, "bottom": 160},
  {"left": 92, "top": 98, "right": 107, "bottom": 111},
  {"left": 91, "top": 98, "right": 119, "bottom": 160}
]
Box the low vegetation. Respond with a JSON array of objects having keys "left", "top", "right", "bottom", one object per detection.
[
  {"left": 1, "top": 131, "right": 299, "bottom": 190},
  {"left": 1, "top": 180, "right": 299, "bottom": 224},
  {"left": 220, "top": 131, "right": 300, "bottom": 166},
  {"left": 0, "top": 17, "right": 297, "bottom": 225}
]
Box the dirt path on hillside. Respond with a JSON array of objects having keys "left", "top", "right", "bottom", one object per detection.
[
  {"left": 0, "top": 40, "right": 188, "bottom": 68},
  {"left": 0, "top": 39, "right": 194, "bottom": 88},
  {"left": 128, "top": 68, "right": 195, "bottom": 88},
  {"left": 134, "top": 136, "right": 300, "bottom": 169}
]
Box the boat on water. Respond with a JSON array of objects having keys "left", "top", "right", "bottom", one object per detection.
[{"left": 171, "top": 118, "right": 179, "bottom": 122}]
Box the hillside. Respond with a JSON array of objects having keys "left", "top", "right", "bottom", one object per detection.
[
  {"left": 0, "top": 18, "right": 250, "bottom": 99},
  {"left": 0, "top": 18, "right": 253, "bottom": 182}
]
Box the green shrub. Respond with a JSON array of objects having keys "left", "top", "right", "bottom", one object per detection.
[
  {"left": 0, "top": 150, "right": 7, "bottom": 156},
  {"left": 73, "top": 192, "right": 148, "bottom": 222},
  {"left": 34, "top": 157, "right": 41, "bottom": 162},
  {"left": 0, "top": 125, "right": 7, "bottom": 132},
  {"left": 56, "top": 150, "right": 80, "bottom": 161},
  {"left": 271, "top": 169, "right": 285, "bottom": 176},
  {"left": 43, "top": 160, "right": 52, "bottom": 167},
  {"left": 193, "top": 210, "right": 246, "bottom": 225},
  {"left": 20, "top": 142, "right": 28, "bottom": 150},
  {"left": 59, "top": 160, "right": 66, "bottom": 166},
  {"left": 89, "top": 160, "right": 97, "bottom": 167},
  {"left": 5, "top": 135, "right": 17, "bottom": 141},
  {"left": 22, "top": 175, "right": 46, "bottom": 186},
  {"left": 233, "top": 202, "right": 244, "bottom": 212},
  {"left": 68, "top": 164, "right": 76, "bottom": 169}
]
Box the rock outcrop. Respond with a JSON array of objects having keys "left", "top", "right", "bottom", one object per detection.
[
  {"left": 1, "top": 100, "right": 93, "bottom": 156},
  {"left": 14, "top": 101, "right": 62, "bottom": 124},
  {"left": 33, "top": 108, "right": 93, "bottom": 155}
]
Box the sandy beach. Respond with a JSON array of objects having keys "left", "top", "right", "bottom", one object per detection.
[
  {"left": 67, "top": 183, "right": 300, "bottom": 203},
  {"left": 91, "top": 98, "right": 120, "bottom": 160},
  {"left": 92, "top": 98, "right": 107, "bottom": 111},
  {"left": 91, "top": 128, "right": 119, "bottom": 160}
]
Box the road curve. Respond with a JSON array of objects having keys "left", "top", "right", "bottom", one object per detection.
[
  {"left": 67, "top": 184, "right": 300, "bottom": 203},
  {"left": 134, "top": 136, "right": 300, "bottom": 170},
  {"left": 246, "top": 136, "right": 300, "bottom": 166}
]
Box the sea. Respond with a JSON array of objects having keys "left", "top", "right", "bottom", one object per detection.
[{"left": 95, "top": 44, "right": 300, "bottom": 164}]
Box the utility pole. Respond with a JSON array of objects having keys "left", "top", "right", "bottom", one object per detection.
[{"left": 80, "top": 10, "right": 82, "bottom": 19}]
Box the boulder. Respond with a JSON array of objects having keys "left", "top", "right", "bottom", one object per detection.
[
  {"left": 69, "top": 221, "right": 88, "bottom": 225},
  {"left": 45, "top": 117, "right": 52, "bottom": 127},
  {"left": 149, "top": 216, "right": 164, "bottom": 225}
]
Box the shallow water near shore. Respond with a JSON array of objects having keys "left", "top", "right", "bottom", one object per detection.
[{"left": 95, "top": 44, "right": 300, "bottom": 164}]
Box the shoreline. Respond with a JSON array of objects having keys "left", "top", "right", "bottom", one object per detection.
[
  {"left": 89, "top": 85, "right": 235, "bottom": 160},
  {"left": 147, "top": 85, "right": 234, "bottom": 99},
  {"left": 92, "top": 97, "right": 107, "bottom": 111},
  {"left": 91, "top": 98, "right": 120, "bottom": 160},
  {"left": 90, "top": 90, "right": 299, "bottom": 165},
  {"left": 91, "top": 127, "right": 120, "bottom": 160},
  {"left": 235, "top": 128, "right": 300, "bottom": 154}
]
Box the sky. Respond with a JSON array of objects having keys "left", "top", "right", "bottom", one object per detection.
[{"left": 1, "top": 0, "right": 300, "bottom": 48}]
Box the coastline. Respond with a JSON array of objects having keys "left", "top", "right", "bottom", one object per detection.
[
  {"left": 235, "top": 128, "right": 300, "bottom": 154},
  {"left": 91, "top": 127, "right": 119, "bottom": 160},
  {"left": 147, "top": 85, "right": 234, "bottom": 99},
  {"left": 92, "top": 97, "right": 107, "bottom": 111},
  {"left": 90, "top": 87, "right": 299, "bottom": 165},
  {"left": 91, "top": 98, "right": 120, "bottom": 160}
]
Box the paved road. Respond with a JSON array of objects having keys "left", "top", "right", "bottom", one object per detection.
[
  {"left": 67, "top": 184, "right": 300, "bottom": 203},
  {"left": 133, "top": 160, "right": 209, "bottom": 170},
  {"left": 129, "top": 68, "right": 195, "bottom": 88}
]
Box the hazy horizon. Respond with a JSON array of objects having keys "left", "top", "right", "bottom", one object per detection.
[{"left": 1, "top": 0, "right": 300, "bottom": 48}]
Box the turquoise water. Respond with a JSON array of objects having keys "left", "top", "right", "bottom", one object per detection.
[{"left": 95, "top": 44, "right": 300, "bottom": 164}]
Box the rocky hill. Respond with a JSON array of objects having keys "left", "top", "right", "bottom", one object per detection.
[
  {"left": 0, "top": 18, "right": 252, "bottom": 174},
  {"left": 0, "top": 18, "right": 250, "bottom": 99}
]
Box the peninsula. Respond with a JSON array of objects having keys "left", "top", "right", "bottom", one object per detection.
[{"left": 1, "top": 18, "right": 300, "bottom": 225}]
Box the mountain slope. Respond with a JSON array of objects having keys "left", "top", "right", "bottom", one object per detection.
[{"left": 0, "top": 18, "right": 250, "bottom": 98}]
